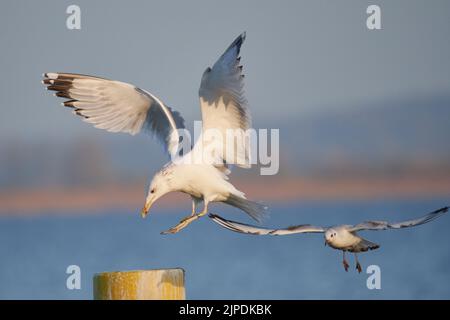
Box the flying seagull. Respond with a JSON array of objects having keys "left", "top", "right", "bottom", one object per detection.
[
  {"left": 42, "top": 32, "right": 267, "bottom": 234},
  {"left": 209, "top": 206, "right": 448, "bottom": 272}
]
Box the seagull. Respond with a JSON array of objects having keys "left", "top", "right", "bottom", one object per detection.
[
  {"left": 209, "top": 206, "right": 448, "bottom": 272},
  {"left": 42, "top": 32, "right": 267, "bottom": 234}
]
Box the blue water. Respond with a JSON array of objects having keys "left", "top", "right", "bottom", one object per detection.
[{"left": 0, "top": 199, "right": 449, "bottom": 299}]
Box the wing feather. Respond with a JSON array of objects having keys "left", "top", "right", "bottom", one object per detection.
[
  {"left": 197, "top": 33, "right": 251, "bottom": 168},
  {"left": 209, "top": 214, "right": 325, "bottom": 235},
  {"left": 349, "top": 206, "right": 448, "bottom": 232},
  {"left": 42, "top": 72, "right": 185, "bottom": 157}
]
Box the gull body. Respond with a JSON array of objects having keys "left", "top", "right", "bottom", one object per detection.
[
  {"left": 42, "top": 33, "right": 267, "bottom": 234},
  {"left": 144, "top": 161, "right": 248, "bottom": 231},
  {"left": 209, "top": 207, "right": 448, "bottom": 272},
  {"left": 325, "top": 226, "right": 366, "bottom": 251},
  {"left": 324, "top": 226, "right": 380, "bottom": 272}
]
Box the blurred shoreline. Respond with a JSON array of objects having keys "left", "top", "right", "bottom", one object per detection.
[
  {"left": 2, "top": 94, "right": 449, "bottom": 217},
  {"left": 1, "top": 176, "right": 449, "bottom": 216}
]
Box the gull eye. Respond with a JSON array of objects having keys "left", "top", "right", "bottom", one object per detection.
[{"left": 150, "top": 189, "right": 155, "bottom": 194}]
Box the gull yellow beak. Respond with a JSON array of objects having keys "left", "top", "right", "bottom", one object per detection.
[{"left": 141, "top": 202, "right": 152, "bottom": 218}]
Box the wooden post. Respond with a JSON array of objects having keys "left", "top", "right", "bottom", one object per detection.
[{"left": 93, "top": 268, "right": 185, "bottom": 300}]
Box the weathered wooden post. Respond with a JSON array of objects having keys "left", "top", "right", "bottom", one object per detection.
[{"left": 93, "top": 268, "right": 185, "bottom": 300}]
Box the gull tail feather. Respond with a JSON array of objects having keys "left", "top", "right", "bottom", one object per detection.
[
  {"left": 354, "top": 238, "right": 380, "bottom": 252},
  {"left": 224, "top": 194, "right": 268, "bottom": 223}
]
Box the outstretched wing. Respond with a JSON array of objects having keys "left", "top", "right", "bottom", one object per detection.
[
  {"left": 209, "top": 214, "right": 325, "bottom": 235},
  {"left": 197, "top": 33, "right": 251, "bottom": 168},
  {"left": 42, "top": 72, "right": 185, "bottom": 157},
  {"left": 349, "top": 206, "right": 448, "bottom": 232}
]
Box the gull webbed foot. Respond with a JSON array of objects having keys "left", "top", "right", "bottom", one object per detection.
[
  {"left": 342, "top": 251, "right": 350, "bottom": 272},
  {"left": 161, "top": 215, "right": 199, "bottom": 235},
  {"left": 161, "top": 205, "right": 208, "bottom": 235},
  {"left": 181, "top": 215, "right": 194, "bottom": 222},
  {"left": 354, "top": 253, "right": 362, "bottom": 273},
  {"left": 343, "top": 259, "right": 349, "bottom": 272}
]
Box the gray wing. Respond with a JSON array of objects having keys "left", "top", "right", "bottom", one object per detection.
[
  {"left": 42, "top": 72, "right": 185, "bottom": 157},
  {"left": 197, "top": 33, "right": 251, "bottom": 168},
  {"left": 209, "top": 214, "right": 325, "bottom": 235},
  {"left": 349, "top": 206, "right": 448, "bottom": 232}
]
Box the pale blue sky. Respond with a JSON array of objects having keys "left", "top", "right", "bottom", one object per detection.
[{"left": 1, "top": 0, "right": 450, "bottom": 141}]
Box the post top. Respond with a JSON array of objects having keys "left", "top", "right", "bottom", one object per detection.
[{"left": 94, "top": 268, "right": 185, "bottom": 278}]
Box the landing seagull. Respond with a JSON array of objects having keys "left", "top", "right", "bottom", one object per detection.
[
  {"left": 42, "top": 33, "right": 267, "bottom": 234},
  {"left": 209, "top": 206, "right": 448, "bottom": 272}
]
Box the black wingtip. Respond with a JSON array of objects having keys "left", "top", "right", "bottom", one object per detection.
[
  {"left": 236, "top": 31, "right": 246, "bottom": 47},
  {"left": 226, "top": 32, "right": 246, "bottom": 54},
  {"left": 435, "top": 206, "right": 449, "bottom": 214}
]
